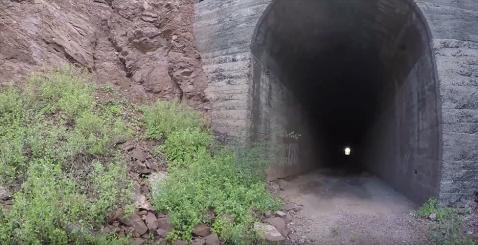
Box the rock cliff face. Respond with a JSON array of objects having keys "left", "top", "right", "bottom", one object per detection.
[{"left": 0, "top": 0, "right": 209, "bottom": 111}]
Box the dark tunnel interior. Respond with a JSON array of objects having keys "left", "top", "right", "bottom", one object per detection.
[
  {"left": 297, "top": 50, "right": 383, "bottom": 173},
  {"left": 251, "top": 0, "right": 441, "bottom": 204}
]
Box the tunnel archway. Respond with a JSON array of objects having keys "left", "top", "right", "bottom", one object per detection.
[{"left": 250, "top": 0, "right": 442, "bottom": 205}]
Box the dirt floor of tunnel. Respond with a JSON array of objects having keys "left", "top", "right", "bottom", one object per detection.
[{"left": 275, "top": 169, "right": 430, "bottom": 245}]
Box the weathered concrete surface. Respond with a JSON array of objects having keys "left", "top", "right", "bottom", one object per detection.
[{"left": 193, "top": 0, "right": 478, "bottom": 206}]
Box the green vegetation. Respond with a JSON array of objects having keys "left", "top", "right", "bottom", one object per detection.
[
  {"left": 145, "top": 101, "right": 285, "bottom": 244},
  {"left": 0, "top": 66, "right": 290, "bottom": 245},
  {"left": 0, "top": 66, "right": 135, "bottom": 244},
  {"left": 415, "top": 198, "right": 474, "bottom": 245}
]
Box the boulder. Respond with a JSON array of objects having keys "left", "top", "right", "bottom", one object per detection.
[
  {"left": 205, "top": 233, "right": 220, "bottom": 245},
  {"left": 264, "top": 217, "right": 289, "bottom": 237},
  {"left": 254, "top": 222, "right": 286, "bottom": 245},
  {"left": 193, "top": 223, "right": 211, "bottom": 237}
]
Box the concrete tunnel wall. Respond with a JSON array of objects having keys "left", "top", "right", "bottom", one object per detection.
[{"left": 193, "top": 0, "right": 478, "bottom": 207}]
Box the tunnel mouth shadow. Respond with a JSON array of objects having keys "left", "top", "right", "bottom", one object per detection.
[{"left": 251, "top": 0, "right": 441, "bottom": 205}]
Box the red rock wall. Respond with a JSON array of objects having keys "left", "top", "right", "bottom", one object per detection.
[{"left": 0, "top": 0, "right": 209, "bottom": 112}]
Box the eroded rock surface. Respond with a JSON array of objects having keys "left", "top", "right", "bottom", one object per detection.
[{"left": 0, "top": 0, "right": 209, "bottom": 111}]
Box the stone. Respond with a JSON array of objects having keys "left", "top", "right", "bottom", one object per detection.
[
  {"left": 148, "top": 161, "right": 160, "bottom": 172},
  {"left": 429, "top": 213, "right": 437, "bottom": 221},
  {"left": 264, "top": 217, "right": 288, "bottom": 237},
  {"left": 254, "top": 223, "right": 286, "bottom": 245},
  {"left": 204, "top": 233, "right": 220, "bottom": 245},
  {"left": 157, "top": 217, "right": 173, "bottom": 231},
  {"left": 119, "top": 213, "right": 138, "bottom": 227},
  {"left": 108, "top": 208, "right": 124, "bottom": 224},
  {"left": 173, "top": 241, "right": 188, "bottom": 245},
  {"left": 103, "top": 226, "right": 111, "bottom": 234},
  {"left": 0, "top": 186, "right": 10, "bottom": 200},
  {"left": 156, "top": 228, "right": 169, "bottom": 238},
  {"left": 282, "top": 203, "right": 298, "bottom": 212},
  {"left": 191, "top": 239, "right": 206, "bottom": 245},
  {"left": 193, "top": 223, "right": 211, "bottom": 237},
  {"left": 135, "top": 192, "right": 154, "bottom": 211},
  {"left": 132, "top": 217, "right": 149, "bottom": 235},
  {"left": 277, "top": 179, "right": 288, "bottom": 191},
  {"left": 133, "top": 238, "right": 145, "bottom": 245},
  {"left": 284, "top": 214, "right": 292, "bottom": 223},
  {"left": 118, "top": 142, "right": 135, "bottom": 151},
  {"left": 132, "top": 149, "right": 147, "bottom": 162},
  {"left": 140, "top": 184, "right": 150, "bottom": 195},
  {"left": 275, "top": 211, "right": 287, "bottom": 218},
  {"left": 144, "top": 212, "right": 158, "bottom": 231}
]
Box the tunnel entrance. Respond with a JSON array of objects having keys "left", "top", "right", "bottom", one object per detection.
[{"left": 250, "top": 0, "right": 441, "bottom": 205}]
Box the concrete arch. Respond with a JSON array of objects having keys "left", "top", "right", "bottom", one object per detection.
[
  {"left": 249, "top": 0, "right": 442, "bottom": 205},
  {"left": 193, "top": 0, "right": 478, "bottom": 206}
]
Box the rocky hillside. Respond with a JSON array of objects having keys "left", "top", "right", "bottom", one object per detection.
[{"left": 0, "top": 0, "right": 209, "bottom": 111}]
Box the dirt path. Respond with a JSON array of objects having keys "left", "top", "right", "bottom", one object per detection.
[{"left": 278, "top": 169, "right": 430, "bottom": 245}]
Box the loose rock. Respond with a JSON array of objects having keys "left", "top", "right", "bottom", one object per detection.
[
  {"left": 144, "top": 212, "right": 158, "bottom": 231},
  {"left": 193, "top": 223, "right": 211, "bottom": 237},
  {"left": 132, "top": 216, "right": 149, "bottom": 235},
  {"left": 265, "top": 217, "right": 288, "bottom": 237},
  {"left": 133, "top": 238, "right": 145, "bottom": 245},
  {"left": 205, "top": 233, "right": 220, "bottom": 245},
  {"left": 156, "top": 228, "right": 169, "bottom": 238},
  {"left": 275, "top": 211, "right": 287, "bottom": 218},
  {"left": 191, "top": 239, "right": 206, "bottom": 245},
  {"left": 157, "top": 217, "right": 173, "bottom": 231},
  {"left": 132, "top": 149, "right": 147, "bottom": 162},
  {"left": 0, "top": 186, "right": 10, "bottom": 200},
  {"left": 254, "top": 222, "right": 286, "bottom": 245},
  {"left": 173, "top": 241, "right": 188, "bottom": 245}
]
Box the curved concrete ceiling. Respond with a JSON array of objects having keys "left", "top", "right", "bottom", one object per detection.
[{"left": 251, "top": 0, "right": 429, "bottom": 88}]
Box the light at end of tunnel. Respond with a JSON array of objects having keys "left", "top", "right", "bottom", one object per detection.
[{"left": 345, "top": 147, "right": 351, "bottom": 156}]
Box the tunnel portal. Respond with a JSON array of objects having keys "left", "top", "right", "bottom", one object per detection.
[{"left": 250, "top": 0, "right": 441, "bottom": 205}]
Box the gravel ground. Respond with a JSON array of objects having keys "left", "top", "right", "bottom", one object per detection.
[{"left": 272, "top": 169, "right": 430, "bottom": 245}]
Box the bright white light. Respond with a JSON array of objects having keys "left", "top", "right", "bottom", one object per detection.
[{"left": 345, "top": 147, "right": 351, "bottom": 155}]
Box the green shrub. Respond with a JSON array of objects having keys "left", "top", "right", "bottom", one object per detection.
[
  {"left": 26, "top": 67, "right": 95, "bottom": 118},
  {"left": 0, "top": 160, "right": 133, "bottom": 245},
  {"left": 416, "top": 198, "right": 474, "bottom": 245},
  {"left": 0, "top": 66, "right": 132, "bottom": 184},
  {"left": 0, "top": 66, "right": 135, "bottom": 244},
  {"left": 147, "top": 101, "right": 283, "bottom": 244},
  {"left": 152, "top": 148, "right": 281, "bottom": 244},
  {"left": 143, "top": 100, "right": 209, "bottom": 140},
  {"left": 158, "top": 127, "right": 213, "bottom": 168}
]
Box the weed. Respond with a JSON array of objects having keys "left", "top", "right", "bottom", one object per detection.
[
  {"left": 158, "top": 127, "right": 213, "bottom": 168},
  {"left": 147, "top": 101, "right": 285, "bottom": 244},
  {"left": 416, "top": 198, "right": 474, "bottom": 245},
  {"left": 143, "top": 100, "right": 209, "bottom": 140},
  {"left": 110, "top": 104, "right": 123, "bottom": 116},
  {"left": 0, "top": 66, "right": 134, "bottom": 244},
  {"left": 331, "top": 227, "right": 340, "bottom": 237}
]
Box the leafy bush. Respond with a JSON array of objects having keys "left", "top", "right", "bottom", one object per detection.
[
  {"left": 0, "top": 66, "right": 132, "bottom": 183},
  {"left": 143, "top": 100, "right": 209, "bottom": 140},
  {"left": 159, "top": 127, "right": 213, "bottom": 168},
  {"left": 0, "top": 160, "right": 132, "bottom": 245},
  {"left": 0, "top": 66, "right": 135, "bottom": 244},
  {"left": 147, "top": 101, "right": 283, "bottom": 244},
  {"left": 416, "top": 198, "right": 474, "bottom": 245}
]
